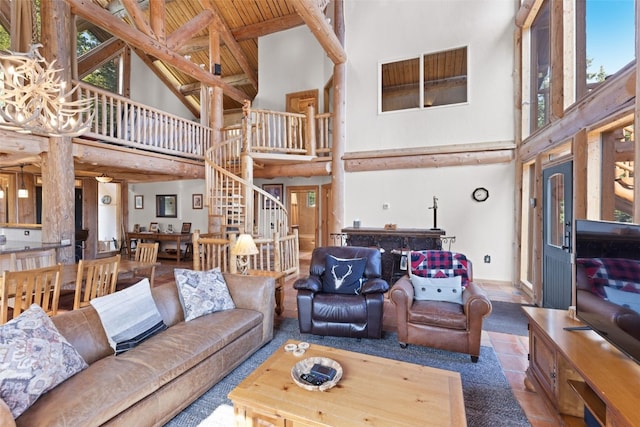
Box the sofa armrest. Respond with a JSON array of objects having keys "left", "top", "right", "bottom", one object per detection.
[
  {"left": 0, "top": 398, "right": 15, "bottom": 427},
  {"left": 224, "top": 273, "right": 275, "bottom": 345},
  {"left": 389, "top": 276, "right": 414, "bottom": 330},
  {"left": 462, "top": 282, "right": 492, "bottom": 327},
  {"left": 293, "top": 276, "right": 322, "bottom": 293}
]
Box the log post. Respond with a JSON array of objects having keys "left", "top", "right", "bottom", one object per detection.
[
  {"left": 329, "top": 0, "right": 346, "bottom": 237},
  {"left": 305, "top": 104, "right": 316, "bottom": 156},
  {"left": 40, "top": 0, "right": 75, "bottom": 262}
]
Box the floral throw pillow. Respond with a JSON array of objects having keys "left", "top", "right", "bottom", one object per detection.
[
  {"left": 0, "top": 304, "right": 88, "bottom": 418},
  {"left": 174, "top": 268, "right": 236, "bottom": 321}
]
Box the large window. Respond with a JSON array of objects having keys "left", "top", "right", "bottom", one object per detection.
[
  {"left": 530, "top": 0, "right": 550, "bottom": 131},
  {"left": 380, "top": 46, "right": 467, "bottom": 113},
  {"left": 585, "top": 0, "right": 635, "bottom": 88}
]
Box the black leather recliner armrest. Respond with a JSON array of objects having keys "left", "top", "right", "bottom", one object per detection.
[
  {"left": 293, "top": 276, "right": 322, "bottom": 293},
  {"left": 360, "top": 277, "right": 389, "bottom": 294}
]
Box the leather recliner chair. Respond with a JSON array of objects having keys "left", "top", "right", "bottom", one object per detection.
[
  {"left": 293, "top": 246, "right": 389, "bottom": 338},
  {"left": 390, "top": 251, "right": 492, "bottom": 362}
]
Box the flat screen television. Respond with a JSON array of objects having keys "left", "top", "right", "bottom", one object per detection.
[{"left": 574, "top": 219, "right": 640, "bottom": 364}]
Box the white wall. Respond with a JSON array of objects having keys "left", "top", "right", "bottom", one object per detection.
[
  {"left": 129, "top": 54, "right": 196, "bottom": 119},
  {"left": 127, "top": 180, "right": 208, "bottom": 234},
  {"left": 341, "top": 0, "right": 516, "bottom": 282},
  {"left": 256, "top": 28, "right": 327, "bottom": 110},
  {"left": 257, "top": 0, "right": 517, "bottom": 283}
]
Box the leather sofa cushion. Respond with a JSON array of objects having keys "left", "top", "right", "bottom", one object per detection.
[
  {"left": 18, "top": 308, "right": 262, "bottom": 427},
  {"left": 313, "top": 294, "right": 368, "bottom": 323},
  {"left": 407, "top": 300, "right": 467, "bottom": 330}
]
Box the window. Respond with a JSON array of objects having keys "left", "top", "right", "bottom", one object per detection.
[
  {"left": 380, "top": 46, "right": 467, "bottom": 113},
  {"left": 584, "top": 0, "right": 635, "bottom": 91},
  {"left": 530, "top": 1, "right": 550, "bottom": 131},
  {"left": 77, "top": 30, "right": 121, "bottom": 93}
]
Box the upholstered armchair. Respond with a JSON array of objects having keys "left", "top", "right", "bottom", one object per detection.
[
  {"left": 293, "top": 246, "right": 389, "bottom": 338},
  {"left": 390, "top": 250, "right": 492, "bottom": 362}
]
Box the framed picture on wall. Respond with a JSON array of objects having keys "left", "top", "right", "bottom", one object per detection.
[
  {"left": 263, "top": 184, "right": 283, "bottom": 209},
  {"left": 156, "top": 194, "right": 177, "bottom": 218},
  {"left": 192, "top": 194, "right": 203, "bottom": 209},
  {"left": 134, "top": 195, "right": 143, "bottom": 209}
]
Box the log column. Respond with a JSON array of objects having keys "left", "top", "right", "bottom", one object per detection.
[
  {"left": 40, "top": 0, "right": 75, "bottom": 262},
  {"left": 329, "top": 0, "right": 346, "bottom": 238}
]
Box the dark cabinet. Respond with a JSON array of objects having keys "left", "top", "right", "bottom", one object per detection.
[{"left": 341, "top": 227, "right": 445, "bottom": 284}]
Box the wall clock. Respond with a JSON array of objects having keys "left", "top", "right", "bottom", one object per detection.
[
  {"left": 101, "top": 195, "right": 112, "bottom": 205},
  {"left": 472, "top": 187, "right": 489, "bottom": 202}
]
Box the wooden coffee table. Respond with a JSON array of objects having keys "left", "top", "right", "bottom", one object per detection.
[{"left": 229, "top": 340, "right": 466, "bottom": 426}]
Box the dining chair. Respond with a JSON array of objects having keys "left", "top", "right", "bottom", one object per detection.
[
  {"left": 1, "top": 264, "right": 63, "bottom": 324},
  {"left": 192, "top": 230, "right": 230, "bottom": 272},
  {"left": 10, "top": 249, "right": 57, "bottom": 271},
  {"left": 117, "top": 242, "right": 159, "bottom": 289},
  {"left": 74, "top": 254, "right": 121, "bottom": 310}
]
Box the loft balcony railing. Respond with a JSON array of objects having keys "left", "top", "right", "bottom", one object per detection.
[
  {"left": 76, "top": 82, "right": 212, "bottom": 160},
  {"left": 75, "top": 83, "right": 332, "bottom": 163}
]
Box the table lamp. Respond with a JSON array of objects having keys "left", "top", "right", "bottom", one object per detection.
[{"left": 231, "top": 234, "right": 259, "bottom": 274}]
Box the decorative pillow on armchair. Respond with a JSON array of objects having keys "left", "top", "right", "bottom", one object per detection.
[
  {"left": 410, "top": 275, "right": 463, "bottom": 304},
  {"left": 322, "top": 255, "right": 367, "bottom": 295},
  {"left": 410, "top": 250, "right": 470, "bottom": 287}
]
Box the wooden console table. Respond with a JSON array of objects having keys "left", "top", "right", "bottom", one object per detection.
[
  {"left": 125, "top": 232, "right": 191, "bottom": 262},
  {"left": 523, "top": 306, "right": 640, "bottom": 426},
  {"left": 341, "top": 227, "right": 445, "bottom": 283}
]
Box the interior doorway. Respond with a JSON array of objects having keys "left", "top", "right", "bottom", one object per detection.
[{"left": 287, "top": 185, "right": 319, "bottom": 252}]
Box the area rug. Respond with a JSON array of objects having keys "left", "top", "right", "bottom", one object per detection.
[
  {"left": 483, "top": 301, "right": 531, "bottom": 337},
  {"left": 165, "top": 318, "right": 530, "bottom": 427}
]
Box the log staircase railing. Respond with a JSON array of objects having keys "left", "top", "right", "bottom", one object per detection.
[{"left": 205, "top": 136, "right": 290, "bottom": 237}]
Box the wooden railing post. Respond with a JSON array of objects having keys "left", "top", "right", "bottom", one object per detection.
[
  {"left": 305, "top": 104, "right": 316, "bottom": 156},
  {"left": 229, "top": 232, "right": 238, "bottom": 273},
  {"left": 192, "top": 230, "right": 201, "bottom": 271},
  {"left": 273, "top": 231, "right": 282, "bottom": 272},
  {"left": 242, "top": 100, "right": 252, "bottom": 154}
]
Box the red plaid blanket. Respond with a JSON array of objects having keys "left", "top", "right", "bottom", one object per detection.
[{"left": 410, "top": 250, "right": 471, "bottom": 287}]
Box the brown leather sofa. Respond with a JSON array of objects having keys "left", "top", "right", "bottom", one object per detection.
[
  {"left": 294, "top": 246, "right": 389, "bottom": 338},
  {"left": 4, "top": 274, "right": 275, "bottom": 427},
  {"left": 390, "top": 275, "right": 492, "bottom": 362}
]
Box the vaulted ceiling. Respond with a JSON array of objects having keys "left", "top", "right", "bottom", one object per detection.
[{"left": 67, "top": 0, "right": 340, "bottom": 118}]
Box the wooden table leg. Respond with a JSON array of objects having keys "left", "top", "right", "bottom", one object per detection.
[{"left": 275, "top": 277, "right": 284, "bottom": 316}]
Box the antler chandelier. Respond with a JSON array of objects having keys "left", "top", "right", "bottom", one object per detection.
[{"left": 0, "top": 44, "right": 94, "bottom": 137}]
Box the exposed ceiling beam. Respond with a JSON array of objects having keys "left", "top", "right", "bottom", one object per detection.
[
  {"left": 180, "top": 73, "right": 251, "bottom": 96},
  {"left": 232, "top": 13, "right": 305, "bottom": 42},
  {"left": 120, "top": 0, "right": 154, "bottom": 37},
  {"left": 290, "top": 0, "right": 346, "bottom": 65},
  {"left": 166, "top": 10, "right": 214, "bottom": 51},
  {"left": 64, "top": 0, "right": 250, "bottom": 104},
  {"left": 198, "top": 0, "right": 258, "bottom": 91},
  {"left": 149, "top": 0, "right": 166, "bottom": 43}
]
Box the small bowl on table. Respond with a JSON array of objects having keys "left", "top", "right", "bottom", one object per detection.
[{"left": 291, "top": 356, "right": 342, "bottom": 392}]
